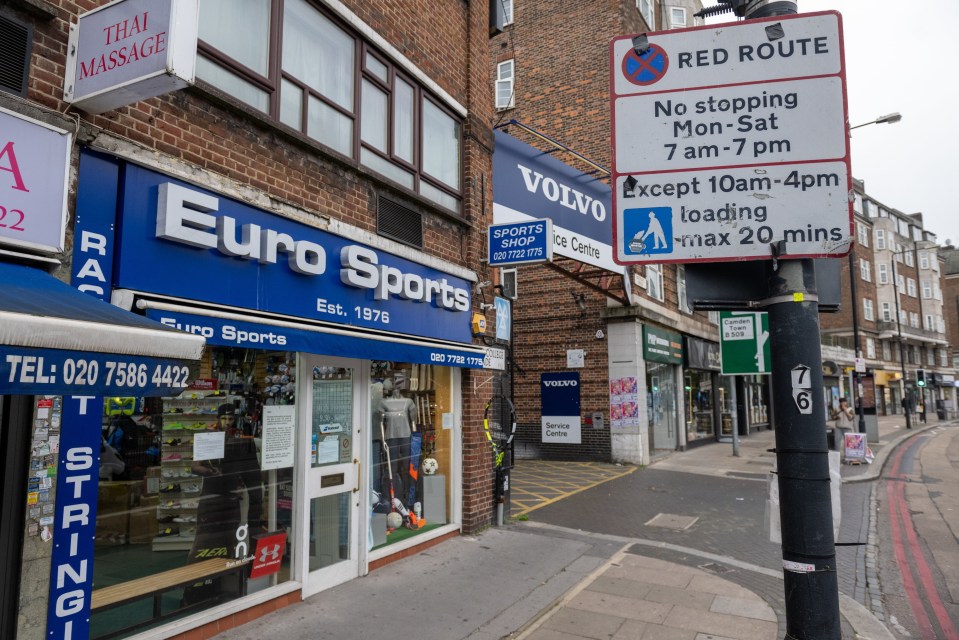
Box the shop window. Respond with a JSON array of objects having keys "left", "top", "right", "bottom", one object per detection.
[
  {"left": 370, "top": 361, "right": 452, "bottom": 549},
  {"left": 683, "top": 370, "right": 713, "bottom": 442},
  {"left": 89, "top": 347, "right": 295, "bottom": 638},
  {"left": 197, "top": 0, "right": 464, "bottom": 215}
]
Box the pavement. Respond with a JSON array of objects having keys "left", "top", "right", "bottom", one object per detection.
[{"left": 213, "top": 412, "right": 950, "bottom": 640}]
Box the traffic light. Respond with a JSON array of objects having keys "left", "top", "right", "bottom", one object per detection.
[{"left": 916, "top": 369, "right": 926, "bottom": 387}]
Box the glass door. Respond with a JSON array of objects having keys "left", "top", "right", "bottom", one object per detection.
[{"left": 298, "top": 355, "right": 365, "bottom": 598}]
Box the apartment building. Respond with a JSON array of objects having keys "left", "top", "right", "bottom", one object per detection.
[{"left": 821, "top": 181, "right": 954, "bottom": 419}]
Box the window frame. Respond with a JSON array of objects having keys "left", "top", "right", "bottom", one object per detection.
[
  {"left": 670, "top": 6, "right": 687, "bottom": 27},
  {"left": 677, "top": 265, "right": 692, "bottom": 313},
  {"left": 196, "top": 0, "right": 465, "bottom": 215},
  {"left": 495, "top": 59, "right": 515, "bottom": 110},
  {"left": 863, "top": 298, "right": 874, "bottom": 321},
  {"left": 646, "top": 263, "right": 664, "bottom": 302},
  {"left": 502, "top": 0, "right": 514, "bottom": 25},
  {"left": 637, "top": 0, "right": 655, "bottom": 27}
]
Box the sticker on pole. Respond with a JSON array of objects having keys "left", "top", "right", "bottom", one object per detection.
[{"left": 791, "top": 364, "right": 812, "bottom": 414}]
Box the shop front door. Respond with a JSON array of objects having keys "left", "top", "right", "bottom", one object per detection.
[{"left": 299, "top": 355, "right": 365, "bottom": 598}]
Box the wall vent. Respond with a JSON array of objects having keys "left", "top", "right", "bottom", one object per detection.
[
  {"left": 377, "top": 195, "right": 423, "bottom": 249},
  {"left": 0, "top": 13, "right": 32, "bottom": 98}
]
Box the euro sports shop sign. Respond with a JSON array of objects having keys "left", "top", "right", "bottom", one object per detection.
[{"left": 610, "top": 12, "right": 852, "bottom": 265}]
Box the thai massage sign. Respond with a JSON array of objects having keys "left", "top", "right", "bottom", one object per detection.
[
  {"left": 0, "top": 107, "right": 71, "bottom": 254},
  {"left": 64, "top": 0, "right": 199, "bottom": 114}
]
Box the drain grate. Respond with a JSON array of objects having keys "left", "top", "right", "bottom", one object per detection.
[{"left": 644, "top": 513, "right": 699, "bottom": 530}]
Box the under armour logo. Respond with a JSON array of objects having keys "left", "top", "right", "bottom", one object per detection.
[{"left": 258, "top": 544, "right": 281, "bottom": 563}]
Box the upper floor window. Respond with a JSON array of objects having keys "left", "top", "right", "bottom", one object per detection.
[
  {"left": 919, "top": 251, "right": 930, "bottom": 269},
  {"left": 863, "top": 298, "right": 874, "bottom": 321},
  {"left": 670, "top": 7, "right": 687, "bottom": 28},
  {"left": 637, "top": 0, "right": 654, "bottom": 27},
  {"left": 866, "top": 338, "right": 876, "bottom": 359},
  {"left": 502, "top": 0, "right": 514, "bottom": 25},
  {"left": 859, "top": 259, "right": 871, "bottom": 282},
  {"left": 677, "top": 265, "right": 692, "bottom": 313},
  {"left": 197, "top": 0, "right": 463, "bottom": 214},
  {"left": 877, "top": 263, "right": 889, "bottom": 284},
  {"left": 881, "top": 302, "right": 891, "bottom": 322},
  {"left": 856, "top": 222, "right": 869, "bottom": 247},
  {"left": 907, "top": 278, "right": 917, "bottom": 297},
  {"left": 496, "top": 60, "right": 515, "bottom": 110},
  {"left": 922, "top": 280, "right": 932, "bottom": 299},
  {"left": 875, "top": 229, "right": 885, "bottom": 249},
  {"left": 646, "top": 263, "right": 664, "bottom": 302},
  {"left": 904, "top": 250, "right": 914, "bottom": 267}
]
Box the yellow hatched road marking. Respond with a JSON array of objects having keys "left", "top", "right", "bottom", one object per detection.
[{"left": 510, "top": 462, "right": 636, "bottom": 517}]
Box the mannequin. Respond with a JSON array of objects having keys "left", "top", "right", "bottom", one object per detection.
[{"left": 378, "top": 378, "right": 417, "bottom": 506}]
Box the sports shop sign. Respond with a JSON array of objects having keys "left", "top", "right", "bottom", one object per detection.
[
  {"left": 610, "top": 12, "right": 852, "bottom": 265},
  {"left": 76, "top": 153, "right": 479, "bottom": 353},
  {"left": 493, "top": 130, "right": 623, "bottom": 275}
]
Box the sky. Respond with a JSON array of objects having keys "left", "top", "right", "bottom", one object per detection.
[{"left": 707, "top": 1, "right": 959, "bottom": 245}]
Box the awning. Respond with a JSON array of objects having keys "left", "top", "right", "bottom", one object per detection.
[
  {"left": 0, "top": 262, "right": 205, "bottom": 395},
  {"left": 138, "top": 300, "right": 490, "bottom": 369}
]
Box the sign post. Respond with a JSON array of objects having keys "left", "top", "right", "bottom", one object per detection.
[
  {"left": 611, "top": 3, "right": 842, "bottom": 638},
  {"left": 610, "top": 11, "right": 851, "bottom": 266}
]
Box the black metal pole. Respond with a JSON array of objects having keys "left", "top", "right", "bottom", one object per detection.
[
  {"left": 766, "top": 259, "right": 841, "bottom": 640},
  {"left": 890, "top": 260, "right": 913, "bottom": 429},
  {"left": 847, "top": 251, "right": 867, "bottom": 432}
]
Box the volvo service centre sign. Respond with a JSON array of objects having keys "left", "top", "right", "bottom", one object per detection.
[{"left": 610, "top": 12, "right": 851, "bottom": 265}]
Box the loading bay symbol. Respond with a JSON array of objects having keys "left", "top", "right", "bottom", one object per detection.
[
  {"left": 625, "top": 207, "right": 673, "bottom": 255},
  {"left": 622, "top": 44, "right": 669, "bottom": 86}
]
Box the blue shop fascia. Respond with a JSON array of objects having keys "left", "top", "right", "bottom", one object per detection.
[{"left": 4, "top": 143, "right": 487, "bottom": 640}]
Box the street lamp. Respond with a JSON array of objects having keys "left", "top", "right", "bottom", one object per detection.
[
  {"left": 850, "top": 112, "right": 903, "bottom": 130},
  {"left": 847, "top": 113, "right": 903, "bottom": 433}
]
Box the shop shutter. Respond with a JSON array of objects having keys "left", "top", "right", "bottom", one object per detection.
[
  {"left": 377, "top": 194, "right": 423, "bottom": 249},
  {"left": 0, "top": 13, "right": 32, "bottom": 98}
]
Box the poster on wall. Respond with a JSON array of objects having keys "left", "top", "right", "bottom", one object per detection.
[
  {"left": 541, "top": 372, "right": 581, "bottom": 444},
  {"left": 609, "top": 376, "right": 639, "bottom": 429},
  {"left": 261, "top": 405, "right": 296, "bottom": 470}
]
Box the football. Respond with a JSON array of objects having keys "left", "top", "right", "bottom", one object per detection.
[
  {"left": 386, "top": 512, "right": 403, "bottom": 530},
  {"left": 421, "top": 457, "right": 439, "bottom": 475}
]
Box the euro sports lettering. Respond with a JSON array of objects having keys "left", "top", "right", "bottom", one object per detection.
[
  {"left": 156, "top": 181, "right": 471, "bottom": 313},
  {"left": 340, "top": 246, "right": 470, "bottom": 312}
]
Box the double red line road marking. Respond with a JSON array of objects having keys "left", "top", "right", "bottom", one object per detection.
[{"left": 886, "top": 440, "right": 958, "bottom": 639}]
